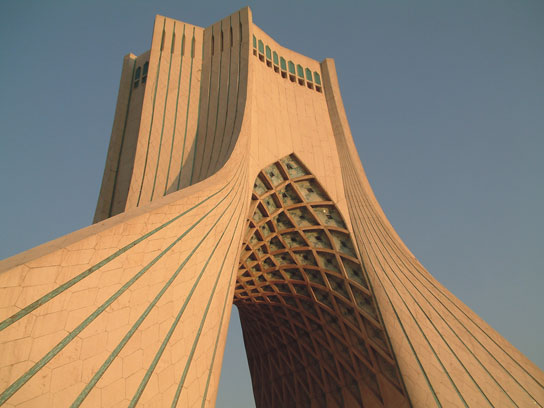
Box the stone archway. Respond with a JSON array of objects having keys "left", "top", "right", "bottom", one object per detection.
[{"left": 234, "top": 155, "right": 410, "bottom": 408}]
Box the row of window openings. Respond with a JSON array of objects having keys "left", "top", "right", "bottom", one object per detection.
[
  {"left": 253, "top": 36, "right": 322, "bottom": 93},
  {"left": 133, "top": 61, "right": 149, "bottom": 89}
]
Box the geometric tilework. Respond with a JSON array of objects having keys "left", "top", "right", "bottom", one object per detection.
[{"left": 235, "top": 155, "right": 411, "bottom": 407}]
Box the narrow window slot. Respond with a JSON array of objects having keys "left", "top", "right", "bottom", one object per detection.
[{"left": 142, "top": 62, "right": 148, "bottom": 84}]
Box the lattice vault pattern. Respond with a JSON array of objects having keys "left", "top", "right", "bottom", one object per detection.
[{"left": 234, "top": 155, "right": 410, "bottom": 408}]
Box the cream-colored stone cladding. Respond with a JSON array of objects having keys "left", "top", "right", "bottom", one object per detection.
[
  {"left": 95, "top": 17, "right": 206, "bottom": 222},
  {"left": 1, "top": 6, "right": 543, "bottom": 408}
]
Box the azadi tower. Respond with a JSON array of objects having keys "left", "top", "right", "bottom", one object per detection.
[{"left": 1, "top": 7, "right": 543, "bottom": 408}]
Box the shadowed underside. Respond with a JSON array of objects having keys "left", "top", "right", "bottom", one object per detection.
[{"left": 235, "top": 155, "right": 410, "bottom": 407}]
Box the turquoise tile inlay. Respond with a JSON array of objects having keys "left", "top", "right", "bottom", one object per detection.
[
  {"left": 0, "top": 165, "right": 245, "bottom": 407},
  {"left": 73, "top": 168, "right": 246, "bottom": 408},
  {"left": 177, "top": 27, "right": 197, "bottom": 190},
  {"left": 0, "top": 152, "right": 234, "bottom": 333},
  {"left": 137, "top": 18, "right": 167, "bottom": 206},
  {"left": 164, "top": 24, "right": 186, "bottom": 195},
  {"left": 129, "top": 178, "right": 245, "bottom": 408},
  {"left": 151, "top": 21, "right": 177, "bottom": 199},
  {"left": 170, "top": 198, "right": 244, "bottom": 408}
]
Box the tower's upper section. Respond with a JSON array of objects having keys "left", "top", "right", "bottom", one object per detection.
[{"left": 93, "top": 7, "right": 344, "bottom": 225}]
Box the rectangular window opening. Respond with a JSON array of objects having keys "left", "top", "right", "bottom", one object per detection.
[
  {"left": 316, "top": 86, "right": 322, "bottom": 93},
  {"left": 289, "top": 74, "right": 296, "bottom": 82},
  {"left": 274, "top": 66, "right": 279, "bottom": 73},
  {"left": 259, "top": 54, "right": 264, "bottom": 62},
  {"left": 266, "top": 60, "right": 272, "bottom": 67},
  {"left": 298, "top": 78, "right": 305, "bottom": 86},
  {"left": 253, "top": 49, "right": 257, "bottom": 56},
  {"left": 281, "top": 71, "right": 287, "bottom": 79},
  {"left": 307, "top": 83, "right": 314, "bottom": 89}
]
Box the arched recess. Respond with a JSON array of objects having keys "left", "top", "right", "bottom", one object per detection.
[{"left": 234, "top": 155, "right": 411, "bottom": 408}]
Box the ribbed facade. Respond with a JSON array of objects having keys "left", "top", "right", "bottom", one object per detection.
[{"left": 0, "top": 7, "right": 542, "bottom": 408}]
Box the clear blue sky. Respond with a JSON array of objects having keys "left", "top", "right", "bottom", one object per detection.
[{"left": 1, "top": 1, "right": 543, "bottom": 406}]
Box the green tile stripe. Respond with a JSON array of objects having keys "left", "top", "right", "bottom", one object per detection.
[
  {"left": 128, "top": 178, "right": 246, "bottom": 408},
  {"left": 203, "top": 20, "right": 226, "bottom": 178},
  {"left": 335, "top": 128, "right": 535, "bottom": 402},
  {"left": 176, "top": 27, "right": 197, "bottom": 190},
  {"left": 190, "top": 25, "right": 216, "bottom": 185},
  {"left": 328, "top": 146, "right": 434, "bottom": 404},
  {"left": 108, "top": 60, "right": 137, "bottom": 217},
  {"left": 0, "top": 164, "right": 237, "bottom": 333},
  {"left": 344, "top": 160, "right": 468, "bottom": 406},
  {"left": 214, "top": 17, "right": 234, "bottom": 173},
  {"left": 200, "top": 220, "right": 244, "bottom": 406},
  {"left": 201, "top": 20, "right": 243, "bottom": 404},
  {"left": 71, "top": 167, "right": 246, "bottom": 408},
  {"left": 170, "top": 199, "right": 245, "bottom": 408},
  {"left": 137, "top": 18, "right": 166, "bottom": 206},
  {"left": 346, "top": 203, "right": 441, "bottom": 407},
  {"left": 356, "top": 164, "right": 544, "bottom": 395},
  {"left": 0, "top": 164, "right": 245, "bottom": 406},
  {"left": 344, "top": 161, "right": 533, "bottom": 405},
  {"left": 164, "top": 25, "right": 186, "bottom": 195},
  {"left": 339, "top": 154, "right": 441, "bottom": 406},
  {"left": 348, "top": 182, "right": 472, "bottom": 407},
  {"left": 225, "top": 12, "right": 244, "bottom": 159},
  {"left": 150, "top": 22, "right": 177, "bottom": 199},
  {"left": 343, "top": 161, "right": 517, "bottom": 405}
]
